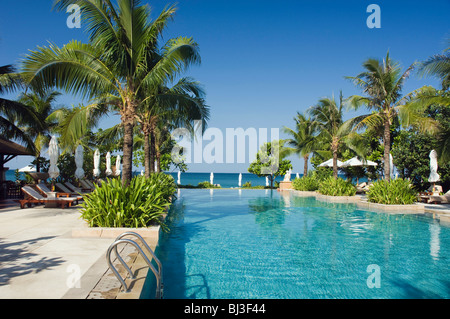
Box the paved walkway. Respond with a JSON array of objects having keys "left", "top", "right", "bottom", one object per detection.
[{"left": 0, "top": 201, "right": 113, "bottom": 299}]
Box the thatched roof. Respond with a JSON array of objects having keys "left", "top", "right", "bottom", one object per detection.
[{"left": 0, "top": 138, "right": 33, "bottom": 156}]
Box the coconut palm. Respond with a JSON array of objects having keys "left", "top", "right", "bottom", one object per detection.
[
  {"left": 417, "top": 43, "right": 450, "bottom": 90},
  {"left": 137, "top": 77, "right": 209, "bottom": 176},
  {"left": 0, "top": 65, "right": 38, "bottom": 151},
  {"left": 345, "top": 52, "right": 436, "bottom": 181},
  {"left": 415, "top": 44, "right": 450, "bottom": 161},
  {"left": 283, "top": 113, "right": 320, "bottom": 176},
  {"left": 21, "top": 0, "right": 201, "bottom": 184},
  {"left": 308, "top": 92, "right": 364, "bottom": 179},
  {"left": 16, "top": 90, "right": 62, "bottom": 172}
]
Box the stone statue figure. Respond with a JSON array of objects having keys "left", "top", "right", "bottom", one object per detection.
[
  {"left": 429, "top": 150, "right": 440, "bottom": 183},
  {"left": 283, "top": 168, "right": 292, "bottom": 182}
]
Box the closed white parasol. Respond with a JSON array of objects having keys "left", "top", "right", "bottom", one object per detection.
[
  {"left": 74, "top": 145, "right": 85, "bottom": 179},
  {"left": 105, "top": 152, "right": 113, "bottom": 176},
  {"left": 429, "top": 150, "right": 440, "bottom": 183},
  {"left": 115, "top": 155, "right": 121, "bottom": 177},
  {"left": 93, "top": 149, "right": 101, "bottom": 177},
  {"left": 48, "top": 136, "right": 60, "bottom": 180}
]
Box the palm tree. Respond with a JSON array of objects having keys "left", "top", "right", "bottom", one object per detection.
[
  {"left": 0, "top": 65, "right": 38, "bottom": 151},
  {"left": 21, "top": 1, "right": 201, "bottom": 185},
  {"left": 415, "top": 44, "right": 450, "bottom": 161},
  {"left": 308, "top": 92, "right": 364, "bottom": 179},
  {"left": 346, "top": 52, "right": 438, "bottom": 181},
  {"left": 417, "top": 42, "right": 450, "bottom": 91},
  {"left": 136, "top": 77, "right": 209, "bottom": 176},
  {"left": 16, "top": 90, "right": 62, "bottom": 172},
  {"left": 283, "top": 113, "right": 319, "bottom": 176}
]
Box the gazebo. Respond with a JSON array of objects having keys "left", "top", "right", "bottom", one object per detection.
[{"left": 0, "top": 138, "right": 34, "bottom": 199}]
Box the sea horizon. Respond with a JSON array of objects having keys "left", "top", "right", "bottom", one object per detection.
[{"left": 5, "top": 169, "right": 367, "bottom": 188}]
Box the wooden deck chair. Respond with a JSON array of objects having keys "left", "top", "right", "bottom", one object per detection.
[
  {"left": 83, "top": 179, "right": 97, "bottom": 189},
  {"left": 55, "top": 183, "right": 76, "bottom": 194},
  {"left": 20, "top": 186, "right": 77, "bottom": 209},
  {"left": 36, "top": 183, "right": 82, "bottom": 203},
  {"left": 65, "top": 182, "right": 91, "bottom": 194},
  {"left": 79, "top": 180, "right": 94, "bottom": 191}
]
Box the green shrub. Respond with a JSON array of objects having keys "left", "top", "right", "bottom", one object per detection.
[
  {"left": 197, "top": 181, "right": 221, "bottom": 188},
  {"left": 242, "top": 181, "right": 252, "bottom": 188},
  {"left": 146, "top": 172, "right": 177, "bottom": 201},
  {"left": 367, "top": 178, "right": 417, "bottom": 205},
  {"left": 292, "top": 175, "right": 319, "bottom": 191},
  {"left": 80, "top": 175, "right": 175, "bottom": 229},
  {"left": 318, "top": 177, "right": 356, "bottom": 196}
]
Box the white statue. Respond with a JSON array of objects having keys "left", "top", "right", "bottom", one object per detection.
[
  {"left": 429, "top": 150, "right": 440, "bottom": 183},
  {"left": 283, "top": 168, "right": 292, "bottom": 182}
]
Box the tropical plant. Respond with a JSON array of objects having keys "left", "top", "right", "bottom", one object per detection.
[
  {"left": 248, "top": 140, "right": 293, "bottom": 189},
  {"left": 307, "top": 92, "right": 365, "bottom": 179},
  {"left": 15, "top": 90, "right": 62, "bottom": 171},
  {"left": 292, "top": 174, "right": 319, "bottom": 191},
  {"left": 283, "top": 112, "right": 320, "bottom": 176},
  {"left": 0, "top": 64, "right": 37, "bottom": 151},
  {"left": 417, "top": 42, "right": 450, "bottom": 90},
  {"left": 346, "top": 52, "right": 437, "bottom": 181},
  {"left": 197, "top": 181, "right": 221, "bottom": 189},
  {"left": 367, "top": 178, "right": 417, "bottom": 205},
  {"left": 22, "top": 0, "right": 201, "bottom": 185},
  {"left": 137, "top": 77, "right": 209, "bottom": 176},
  {"left": 80, "top": 175, "right": 175, "bottom": 229},
  {"left": 145, "top": 172, "right": 177, "bottom": 201},
  {"left": 318, "top": 176, "right": 356, "bottom": 196}
]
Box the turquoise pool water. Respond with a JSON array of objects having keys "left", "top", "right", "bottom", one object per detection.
[{"left": 143, "top": 189, "right": 450, "bottom": 299}]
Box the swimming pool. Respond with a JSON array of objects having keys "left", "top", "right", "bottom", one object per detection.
[{"left": 142, "top": 189, "right": 450, "bottom": 299}]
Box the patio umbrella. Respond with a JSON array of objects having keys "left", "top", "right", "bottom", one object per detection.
[
  {"left": 210, "top": 172, "right": 214, "bottom": 185},
  {"left": 238, "top": 173, "right": 242, "bottom": 187},
  {"left": 177, "top": 171, "right": 181, "bottom": 185},
  {"left": 429, "top": 150, "right": 440, "bottom": 183},
  {"left": 93, "top": 149, "right": 101, "bottom": 177},
  {"left": 341, "top": 157, "right": 378, "bottom": 168},
  {"left": 105, "top": 152, "right": 113, "bottom": 176},
  {"left": 265, "top": 176, "right": 269, "bottom": 187},
  {"left": 48, "top": 136, "right": 60, "bottom": 180},
  {"left": 341, "top": 156, "right": 377, "bottom": 185},
  {"left": 18, "top": 165, "right": 36, "bottom": 172},
  {"left": 296, "top": 173, "right": 300, "bottom": 179},
  {"left": 74, "top": 145, "right": 85, "bottom": 179},
  {"left": 318, "top": 158, "right": 343, "bottom": 168},
  {"left": 115, "top": 155, "right": 121, "bottom": 177}
]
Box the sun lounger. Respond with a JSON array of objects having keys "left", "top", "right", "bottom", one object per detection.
[
  {"left": 83, "top": 179, "right": 97, "bottom": 189},
  {"left": 36, "top": 183, "right": 82, "bottom": 202},
  {"left": 80, "top": 180, "right": 94, "bottom": 191},
  {"left": 428, "top": 190, "right": 450, "bottom": 204},
  {"left": 19, "top": 186, "right": 78, "bottom": 209},
  {"left": 55, "top": 182, "right": 80, "bottom": 195},
  {"left": 64, "top": 182, "right": 91, "bottom": 194}
]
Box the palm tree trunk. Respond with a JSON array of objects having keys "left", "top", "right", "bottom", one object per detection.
[
  {"left": 156, "top": 150, "right": 161, "bottom": 173},
  {"left": 303, "top": 154, "right": 309, "bottom": 176},
  {"left": 121, "top": 101, "right": 136, "bottom": 185},
  {"left": 332, "top": 139, "right": 339, "bottom": 180},
  {"left": 122, "top": 120, "right": 134, "bottom": 185},
  {"left": 149, "top": 122, "right": 156, "bottom": 174},
  {"left": 383, "top": 119, "right": 391, "bottom": 182},
  {"left": 143, "top": 125, "right": 151, "bottom": 178}
]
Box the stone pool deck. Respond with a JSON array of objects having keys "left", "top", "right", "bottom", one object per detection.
[
  {"left": 0, "top": 191, "right": 449, "bottom": 299},
  {"left": 0, "top": 200, "right": 159, "bottom": 299}
]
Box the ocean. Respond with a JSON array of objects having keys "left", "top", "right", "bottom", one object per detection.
[{"left": 5, "top": 170, "right": 291, "bottom": 188}]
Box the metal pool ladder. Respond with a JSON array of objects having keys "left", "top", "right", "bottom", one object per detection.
[{"left": 106, "top": 231, "right": 163, "bottom": 299}]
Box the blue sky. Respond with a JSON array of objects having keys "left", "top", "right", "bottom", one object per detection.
[{"left": 1, "top": 0, "right": 449, "bottom": 173}]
